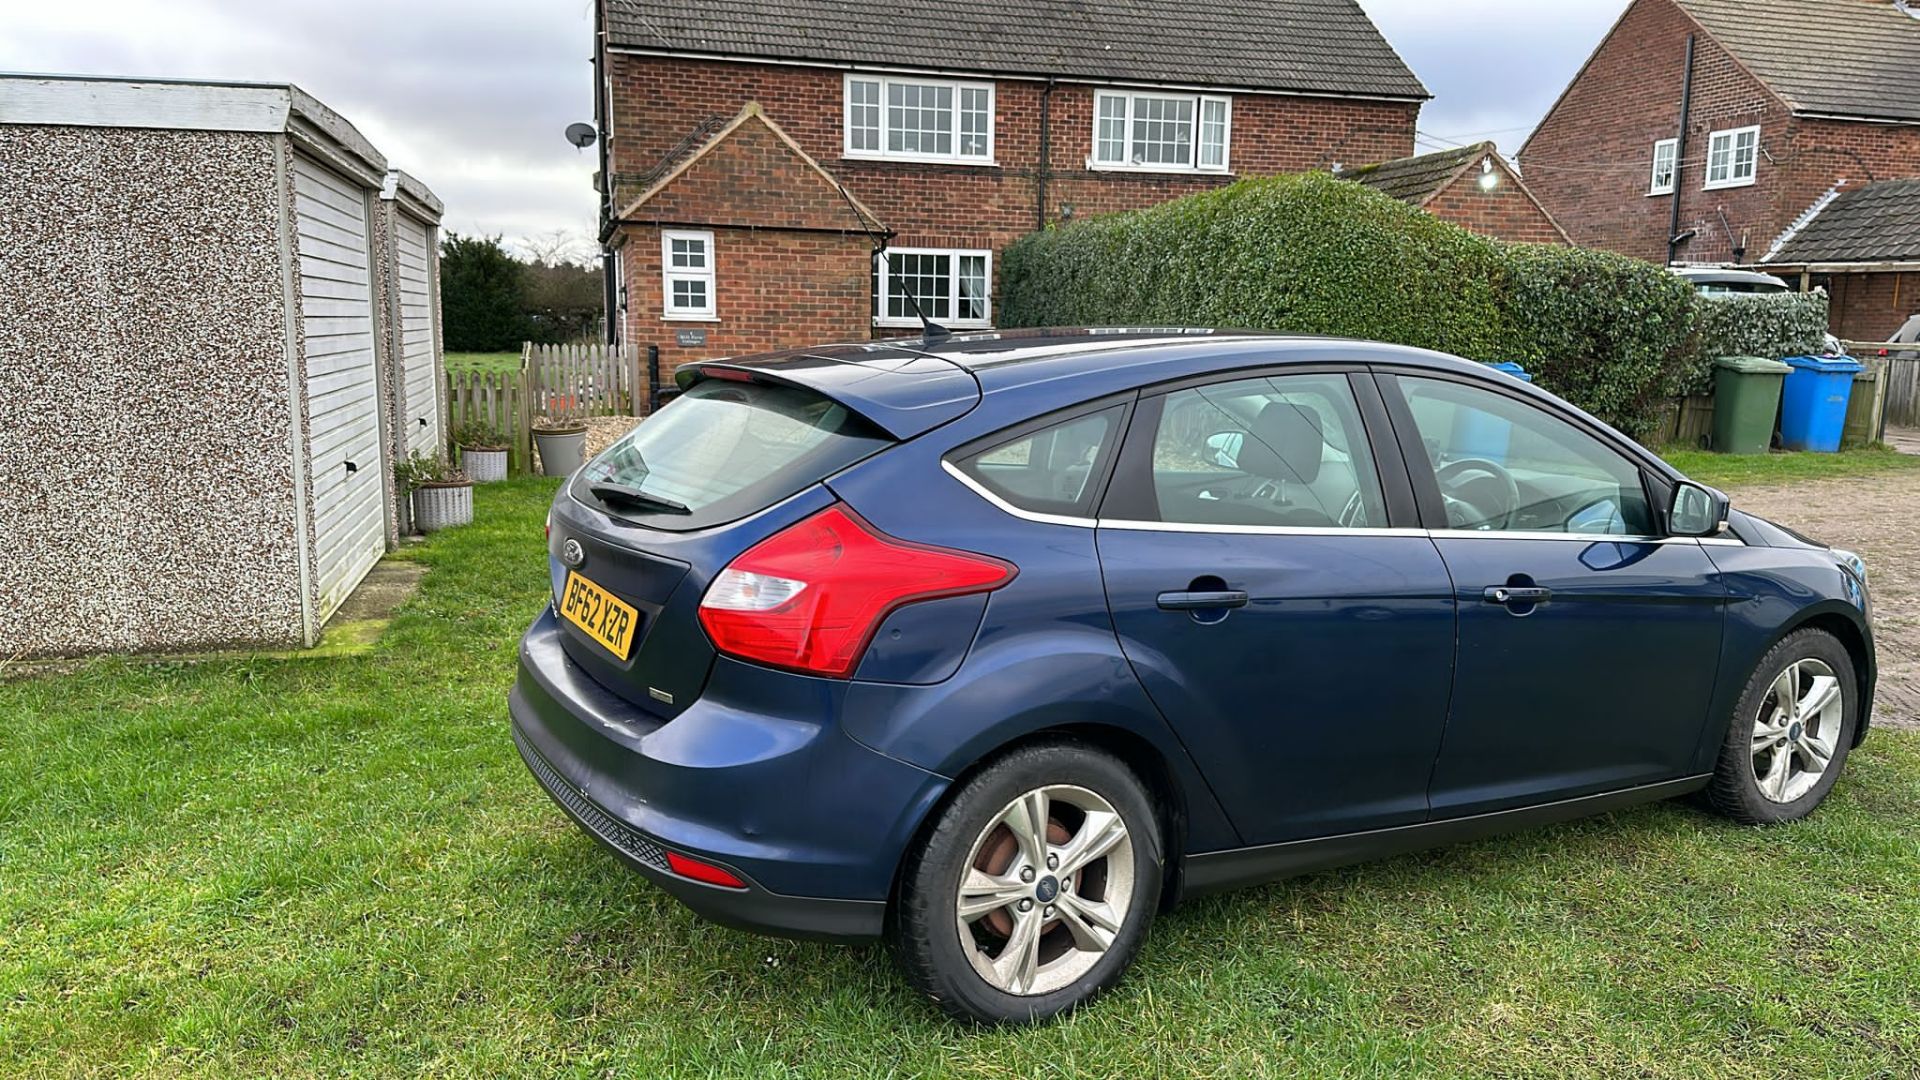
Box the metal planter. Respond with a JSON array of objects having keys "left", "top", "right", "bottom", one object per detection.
[
  {"left": 460, "top": 446, "right": 508, "bottom": 483},
  {"left": 534, "top": 425, "right": 589, "bottom": 477},
  {"left": 411, "top": 482, "right": 474, "bottom": 532}
]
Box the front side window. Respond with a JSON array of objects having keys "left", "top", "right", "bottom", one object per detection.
[
  {"left": 845, "top": 75, "right": 994, "bottom": 163},
  {"left": 1091, "top": 90, "right": 1230, "bottom": 172},
  {"left": 1705, "top": 125, "right": 1759, "bottom": 189},
  {"left": 954, "top": 406, "right": 1122, "bottom": 517},
  {"left": 1147, "top": 373, "right": 1385, "bottom": 529},
  {"left": 1394, "top": 376, "right": 1653, "bottom": 535},
  {"left": 874, "top": 248, "right": 990, "bottom": 328},
  {"left": 661, "top": 230, "right": 714, "bottom": 319},
  {"left": 1649, "top": 138, "right": 1678, "bottom": 195}
]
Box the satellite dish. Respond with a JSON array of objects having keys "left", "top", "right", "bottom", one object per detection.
[{"left": 564, "top": 122, "right": 598, "bottom": 149}]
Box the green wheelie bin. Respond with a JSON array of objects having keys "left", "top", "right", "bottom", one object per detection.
[{"left": 1711, "top": 355, "right": 1791, "bottom": 455}]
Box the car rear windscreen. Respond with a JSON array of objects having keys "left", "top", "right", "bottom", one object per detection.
[{"left": 574, "top": 379, "right": 891, "bottom": 531}]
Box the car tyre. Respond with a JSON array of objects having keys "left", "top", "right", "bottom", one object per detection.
[
  {"left": 1705, "top": 628, "right": 1857, "bottom": 825},
  {"left": 890, "top": 741, "right": 1162, "bottom": 1025}
]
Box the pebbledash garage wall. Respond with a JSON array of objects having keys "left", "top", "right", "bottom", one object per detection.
[{"left": 0, "top": 74, "right": 447, "bottom": 658}]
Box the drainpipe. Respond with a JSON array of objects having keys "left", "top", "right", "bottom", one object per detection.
[
  {"left": 594, "top": 6, "right": 618, "bottom": 342},
  {"left": 1667, "top": 34, "right": 1695, "bottom": 267},
  {"left": 1037, "top": 77, "right": 1057, "bottom": 231}
]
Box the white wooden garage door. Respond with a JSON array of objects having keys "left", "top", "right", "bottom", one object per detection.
[
  {"left": 395, "top": 214, "right": 440, "bottom": 457},
  {"left": 294, "top": 154, "right": 386, "bottom": 620}
]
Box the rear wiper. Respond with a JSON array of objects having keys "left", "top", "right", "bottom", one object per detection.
[{"left": 589, "top": 482, "right": 691, "bottom": 515}]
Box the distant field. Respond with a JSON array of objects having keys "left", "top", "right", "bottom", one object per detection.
[{"left": 444, "top": 351, "right": 522, "bottom": 376}]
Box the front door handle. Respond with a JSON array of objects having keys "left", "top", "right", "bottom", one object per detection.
[
  {"left": 1483, "top": 585, "right": 1552, "bottom": 605},
  {"left": 1157, "top": 590, "right": 1250, "bottom": 612}
]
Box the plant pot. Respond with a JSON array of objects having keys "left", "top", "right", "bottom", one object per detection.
[
  {"left": 411, "top": 481, "right": 474, "bottom": 532},
  {"left": 533, "top": 424, "right": 589, "bottom": 477},
  {"left": 460, "top": 445, "right": 509, "bottom": 483}
]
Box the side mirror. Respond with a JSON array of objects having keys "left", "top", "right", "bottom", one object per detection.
[
  {"left": 1205, "top": 431, "right": 1244, "bottom": 469},
  {"left": 1669, "top": 481, "right": 1730, "bottom": 537}
]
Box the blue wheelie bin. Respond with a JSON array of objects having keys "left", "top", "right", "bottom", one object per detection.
[
  {"left": 1455, "top": 362, "right": 1533, "bottom": 461},
  {"left": 1779, "top": 355, "right": 1865, "bottom": 452}
]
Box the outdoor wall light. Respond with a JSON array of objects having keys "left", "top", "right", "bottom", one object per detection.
[{"left": 1479, "top": 156, "right": 1500, "bottom": 192}]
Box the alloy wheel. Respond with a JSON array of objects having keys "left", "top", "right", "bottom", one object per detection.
[
  {"left": 954, "top": 784, "right": 1135, "bottom": 996},
  {"left": 1750, "top": 658, "right": 1844, "bottom": 804}
]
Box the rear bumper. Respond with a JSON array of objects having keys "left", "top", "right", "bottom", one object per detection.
[
  {"left": 509, "top": 609, "right": 947, "bottom": 942},
  {"left": 511, "top": 723, "right": 886, "bottom": 941}
]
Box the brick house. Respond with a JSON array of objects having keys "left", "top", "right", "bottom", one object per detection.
[
  {"left": 1518, "top": 0, "right": 1920, "bottom": 275},
  {"left": 591, "top": 0, "right": 1428, "bottom": 387},
  {"left": 1338, "top": 141, "right": 1570, "bottom": 245},
  {"left": 1761, "top": 178, "right": 1920, "bottom": 342}
]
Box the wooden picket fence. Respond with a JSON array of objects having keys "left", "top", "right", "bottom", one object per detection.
[
  {"left": 444, "top": 343, "right": 644, "bottom": 475},
  {"left": 525, "top": 342, "right": 643, "bottom": 423}
]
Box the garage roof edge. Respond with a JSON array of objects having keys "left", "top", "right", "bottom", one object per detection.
[{"left": 0, "top": 72, "right": 387, "bottom": 179}]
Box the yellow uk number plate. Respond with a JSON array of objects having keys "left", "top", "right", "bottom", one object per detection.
[{"left": 559, "top": 571, "right": 640, "bottom": 660}]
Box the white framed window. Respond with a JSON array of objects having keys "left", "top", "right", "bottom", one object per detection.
[
  {"left": 1091, "top": 90, "right": 1231, "bottom": 173},
  {"left": 844, "top": 74, "right": 995, "bottom": 164},
  {"left": 1704, "top": 125, "right": 1760, "bottom": 190},
  {"left": 1649, "top": 138, "right": 1678, "bottom": 195},
  {"left": 873, "top": 248, "right": 991, "bottom": 328},
  {"left": 661, "top": 229, "right": 715, "bottom": 320}
]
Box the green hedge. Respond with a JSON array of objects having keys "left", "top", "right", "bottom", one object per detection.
[
  {"left": 1498, "top": 244, "right": 1697, "bottom": 439},
  {"left": 1688, "top": 291, "right": 1831, "bottom": 393},
  {"left": 999, "top": 172, "right": 1828, "bottom": 439},
  {"left": 1001, "top": 173, "right": 1511, "bottom": 363}
]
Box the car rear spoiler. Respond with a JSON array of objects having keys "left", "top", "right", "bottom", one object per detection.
[{"left": 676, "top": 348, "right": 980, "bottom": 440}]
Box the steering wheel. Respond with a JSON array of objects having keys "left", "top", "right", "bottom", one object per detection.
[{"left": 1435, "top": 457, "right": 1520, "bottom": 531}]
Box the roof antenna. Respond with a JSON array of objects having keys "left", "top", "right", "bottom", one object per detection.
[{"left": 826, "top": 170, "right": 949, "bottom": 342}]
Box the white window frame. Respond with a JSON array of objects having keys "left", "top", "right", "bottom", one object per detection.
[
  {"left": 843, "top": 73, "right": 996, "bottom": 165},
  {"left": 1089, "top": 89, "right": 1232, "bottom": 174},
  {"left": 1703, "top": 125, "right": 1760, "bottom": 191},
  {"left": 1648, "top": 138, "right": 1678, "bottom": 196},
  {"left": 660, "top": 229, "right": 716, "bottom": 321},
  {"left": 873, "top": 247, "right": 992, "bottom": 329}
]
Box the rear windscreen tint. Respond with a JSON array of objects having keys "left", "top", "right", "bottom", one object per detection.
[{"left": 575, "top": 379, "right": 890, "bottom": 530}]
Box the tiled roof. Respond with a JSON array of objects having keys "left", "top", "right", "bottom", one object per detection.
[
  {"left": 604, "top": 0, "right": 1429, "bottom": 99},
  {"left": 1675, "top": 0, "right": 1920, "bottom": 123},
  {"left": 1339, "top": 141, "right": 1488, "bottom": 204},
  {"left": 1769, "top": 178, "right": 1920, "bottom": 264}
]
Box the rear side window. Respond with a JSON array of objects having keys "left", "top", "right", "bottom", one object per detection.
[
  {"left": 577, "top": 379, "right": 889, "bottom": 530},
  {"left": 954, "top": 406, "right": 1123, "bottom": 517},
  {"left": 1149, "top": 373, "right": 1386, "bottom": 529}
]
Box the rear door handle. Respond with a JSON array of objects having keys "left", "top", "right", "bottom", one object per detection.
[
  {"left": 1483, "top": 586, "right": 1552, "bottom": 605},
  {"left": 1157, "top": 590, "right": 1250, "bottom": 611}
]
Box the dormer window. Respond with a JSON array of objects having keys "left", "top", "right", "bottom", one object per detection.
[{"left": 1091, "top": 90, "right": 1231, "bottom": 173}]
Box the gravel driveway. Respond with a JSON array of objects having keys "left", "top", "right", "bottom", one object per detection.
[{"left": 1727, "top": 471, "right": 1919, "bottom": 731}]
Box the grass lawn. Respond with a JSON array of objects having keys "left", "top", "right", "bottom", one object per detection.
[
  {"left": 1661, "top": 442, "right": 1920, "bottom": 489},
  {"left": 444, "top": 351, "right": 523, "bottom": 376},
  {"left": 7, "top": 480, "right": 1920, "bottom": 1077}
]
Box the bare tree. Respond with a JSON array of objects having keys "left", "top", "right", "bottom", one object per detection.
[{"left": 516, "top": 229, "right": 595, "bottom": 268}]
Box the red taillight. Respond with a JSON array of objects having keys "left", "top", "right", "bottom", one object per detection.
[
  {"left": 697, "top": 504, "right": 1016, "bottom": 678},
  {"left": 665, "top": 851, "right": 746, "bottom": 889}
]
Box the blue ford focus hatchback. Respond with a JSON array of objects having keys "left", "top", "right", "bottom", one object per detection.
[{"left": 513, "top": 329, "right": 1874, "bottom": 1023}]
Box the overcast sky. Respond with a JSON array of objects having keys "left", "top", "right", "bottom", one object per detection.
[{"left": 1, "top": 1, "right": 1628, "bottom": 258}]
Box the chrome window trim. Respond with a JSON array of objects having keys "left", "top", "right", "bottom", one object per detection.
[
  {"left": 944, "top": 461, "right": 1749, "bottom": 547},
  {"left": 1430, "top": 528, "right": 1664, "bottom": 544},
  {"left": 941, "top": 459, "right": 1098, "bottom": 529},
  {"left": 1097, "top": 518, "right": 1425, "bottom": 539}
]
